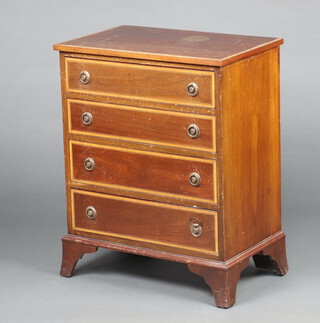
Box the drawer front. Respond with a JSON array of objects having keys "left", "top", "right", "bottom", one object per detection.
[
  {"left": 71, "top": 190, "right": 218, "bottom": 254},
  {"left": 70, "top": 141, "right": 217, "bottom": 203},
  {"left": 68, "top": 100, "right": 215, "bottom": 152},
  {"left": 66, "top": 58, "right": 214, "bottom": 107}
]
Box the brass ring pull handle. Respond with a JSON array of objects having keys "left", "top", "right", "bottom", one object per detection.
[
  {"left": 190, "top": 222, "right": 203, "bottom": 237},
  {"left": 79, "top": 70, "right": 90, "bottom": 84},
  {"left": 187, "top": 82, "right": 199, "bottom": 96},
  {"left": 82, "top": 112, "right": 93, "bottom": 126},
  {"left": 84, "top": 158, "right": 95, "bottom": 171},
  {"left": 189, "top": 172, "right": 201, "bottom": 186},
  {"left": 187, "top": 124, "right": 200, "bottom": 138},
  {"left": 86, "top": 206, "right": 97, "bottom": 220}
]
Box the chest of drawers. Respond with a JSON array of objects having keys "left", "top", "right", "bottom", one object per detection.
[{"left": 54, "top": 26, "right": 288, "bottom": 308}]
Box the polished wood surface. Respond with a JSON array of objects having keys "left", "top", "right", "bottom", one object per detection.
[
  {"left": 68, "top": 99, "right": 215, "bottom": 152},
  {"left": 61, "top": 231, "right": 286, "bottom": 270},
  {"left": 71, "top": 189, "right": 218, "bottom": 254},
  {"left": 68, "top": 132, "right": 215, "bottom": 160},
  {"left": 60, "top": 238, "right": 98, "bottom": 277},
  {"left": 58, "top": 52, "right": 74, "bottom": 235},
  {"left": 54, "top": 25, "right": 283, "bottom": 66},
  {"left": 66, "top": 58, "right": 214, "bottom": 107},
  {"left": 66, "top": 52, "right": 216, "bottom": 71},
  {"left": 188, "top": 259, "right": 249, "bottom": 308},
  {"left": 70, "top": 141, "right": 217, "bottom": 203},
  {"left": 68, "top": 91, "right": 215, "bottom": 115},
  {"left": 55, "top": 27, "right": 287, "bottom": 308},
  {"left": 60, "top": 232, "right": 287, "bottom": 307},
  {"left": 253, "top": 235, "right": 288, "bottom": 276},
  {"left": 70, "top": 181, "right": 216, "bottom": 211},
  {"left": 220, "top": 48, "right": 282, "bottom": 259}
]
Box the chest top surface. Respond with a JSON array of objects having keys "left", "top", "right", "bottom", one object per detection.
[{"left": 54, "top": 25, "right": 283, "bottom": 66}]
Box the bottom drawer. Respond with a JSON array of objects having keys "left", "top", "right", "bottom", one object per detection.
[{"left": 71, "top": 189, "right": 218, "bottom": 255}]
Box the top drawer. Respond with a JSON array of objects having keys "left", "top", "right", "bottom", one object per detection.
[{"left": 65, "top": 58, "right": 214, "bottom": 107}]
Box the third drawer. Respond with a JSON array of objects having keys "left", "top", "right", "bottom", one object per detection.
[{"left": 70, "top": 141, "right": 217, "bottom": 204}]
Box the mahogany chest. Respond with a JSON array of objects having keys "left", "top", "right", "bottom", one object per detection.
[{"left": 54, "top": 25, "right": 288, "bottom": 308}]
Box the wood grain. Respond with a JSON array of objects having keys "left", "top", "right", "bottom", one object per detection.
[
  {"left": 60, "top": 238, "right": 98, "bottom": 277},
  {"left": 67, "top": 91, "right": 215, "bottom": 115},
  {"left": 69, "top": 181, "right": 217, "bottom": 211},
  {"left": 58, "top": 53, "right": 74, "bottom": 233},
  {"left": 220, "top": 48, "right": 282, "bottom": 259},
  {"left": 66, "top": 57, "right": 214, "bottom": 107},
  {"left": 54, "top": 25, "right": 283, "bottom": 66},
  {"left": 60, "top": 231, "right": 286, "bottom": 305},
  {"left": 71, "top": 189, "right": 218, "bottom": 254},
  {"left": 70, "top": 141, "right": 217, "bottom": 203},
  {"left": 61, "top": 231, "right": 285, "bottom": 270},
  {"left": 68, "top": 132, "right": 215, "bottom": 160},
  {"left": 65, "top": 52, "right": 216, "bottom": 71},
  {"left": 253, "top": 235, "right": 288, "bottom": 276},
  {"left": 55, "top": 27, "right": 287, "bottom": 308},
  {"left": 188, "top": 259, "right": 249, "bottom": 308},
  {"left": 68, "top": 99, "right": 215, "bottom": 152}
]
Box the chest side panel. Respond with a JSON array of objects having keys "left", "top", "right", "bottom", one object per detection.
[{"left": 221, "top": 47, "right": 281, "bottom": 260}]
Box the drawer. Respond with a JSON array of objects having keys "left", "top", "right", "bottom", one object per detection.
[
  {"left": 68, "top": 100, "right": 216, "bottom": 152},
  {"left": 65, "top": 58, "right": 214, "bottom": 107},
  {"left": 71, "top": 189, "right": 218, "bottom": 254},
  {"left": 70, "top": 141, "right": 217, "bottom": 203}
]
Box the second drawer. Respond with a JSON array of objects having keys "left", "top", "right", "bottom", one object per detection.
[
  {"left": 70, "top": 141, "right": 217, "bottom": 203},
  {"left": 68, "top": 100, "right": 216, "bottom": 152}
]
